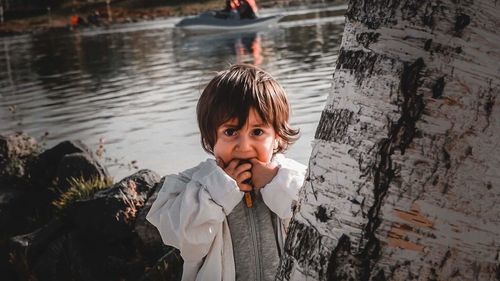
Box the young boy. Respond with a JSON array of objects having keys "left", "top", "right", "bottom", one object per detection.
[{"left": 146, "top": 64, "right": 306, "bottom": 281}]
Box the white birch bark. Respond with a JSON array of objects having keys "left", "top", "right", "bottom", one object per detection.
[{"left": 277, "top": 0, "right": 500, "bottom": 280}]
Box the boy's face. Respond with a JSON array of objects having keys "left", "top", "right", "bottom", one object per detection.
[{"left": 213, "top": 108, "right": 278, "bottom": 166}]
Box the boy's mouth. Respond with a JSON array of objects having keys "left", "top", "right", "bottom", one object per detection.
[{"left": 238, "top": 159, "right": 251, "bottom": 165}]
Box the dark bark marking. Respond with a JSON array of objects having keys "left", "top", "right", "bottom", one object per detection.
[
  {"left": 428, "top": 268, "right": 439, "bottom": 281},
  {"left": 465, "top": 146, "right": 472, "bottom": 156},
  {"left": 451, "top": 268, "right": 462, "bottom": 278},
  {"left": 425, "top": 41, "right": 462, "bottom": 57},
  {"left": 432, "top": 76, "right": 446, "bottom": 99},
  {"left": 437, "top": 142, "right": 454, "bottom": 194},
  {"left": 327, "top": 235, "right": 359, "bottom": 281},
  {"left": 454, "top": 13, "right": 471, "bottom": 35},
  {"left": 347, "top": 1, "right": 449, "bottom": 31},
  {"left": 317, "top": 175, "right": 325, "bottom": 183},
  {"left": 401, "top": 0, "right": 443, "bottom": 29},
  {"left": 315, "top": 205, "right": 332, "bottom": 222},
  {"left": 439, "top": 146, "right": 452, "bottom": 194},
  {"left": 372, "top": 269, "right": 387, "bottom": 281},
  {"left": 441, "top": 182, "right": 450, "bottom": 194},
  {"left": 441, "top": 147, "right": 451, "bottom": 170},
  {"left": 315, "top": 109, "right": 355, "bottom": 142},
  {"left": 349, "top": 196, "right": 361, "bottom": 205},
  {"left": 496, "top": 264, "right": 499, "bottom": 281},
  {"left": 396, "top": 58, "right": 426, "bottom": 154},
  {"left": 336, "top": 49, "right": 393, "bottom": 86},
  {"left": 472, "top": 261, "right": 482, "bottom": 280},
  {"left": 276, "top": 253, "right": 293, "bottom": 281},
  {"left": 336, "top": 49, "right": 377, "bottom": 74},
  {"left": 306, "top": 150, "right": 321, "bottom": 201},
  {"left": 278, "top": 220, "right": 326, "bottom": 280},
  {"left": 345, "top": 0, "right": 399, "bottom": 29},
  {"left": 356, "top": 32, "right": 381, "bottom": 48},
  {"left": 496, "top": 251, "right": 500, "bottom": 280},
  {"left": 424, "top": 39, "right": 433, "bottom": 51},
  {"left": 432, "top": 175, "right": 439, "bottom": 185},
  {"left": 482, "top": 90, "right": 495, "bottom": 132},
  {"left": 484, "top": 93, "right": 494, "bottom": 118},
  {"left": 346, "top": 0, "right": 444, "bottom": 29},
  {"left": 439, "top": 249, "right": 452, "bottom": 268}
]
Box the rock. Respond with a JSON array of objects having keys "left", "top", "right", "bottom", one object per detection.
[
  {"left": 70, "top": 169, "right": 160, "bottom": 240},
  {"left": 9, "top": 169, "right": 164, "bottom": 281},
  {"left": 9, "top": 219, "right": 66, "bottom": 277},
  {"left": 0, "top": 138, "right": 110, "bottom": 236},
  {"left": 55, "top": 152, "right": 109, "bottom": 191},
  {"left": 32, "top": 231, "right": 92, "bottom": 281},
  {"left": 140, "top": 247, "right": 183, "bottom": 281},
  {"left": 0, "top": 188, "right": 24, "bottom": 210},
  {"left": 0, "top": 187, "right": 53, "bottom": 236},
  {"left": 135, "top": 177, "right": 183, "bottom": 281},
  {"left": 1, "top": 134, "right": 181, "bottom": 281},
  {"left": 29, "top": 140, "right": 105, "bottom": 188},
  {"left": 0, "top": 133, "right": 39, "bottom": 188},
  {"left": 135, "top": 177, "right": 165, "bottom": 256},
  {"left": 0, "top": 188, "right": 30, "bottom": 281},
  {"left": 10, "top": 222, "right": 95, "bottom": 281}
]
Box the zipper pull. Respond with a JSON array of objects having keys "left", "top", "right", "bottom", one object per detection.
[
  {"left": 242, "top": 177, "right": 253, "bottom": 208},
  {"left": 244, "top": 192, "right": 252, "bottom": 208}
]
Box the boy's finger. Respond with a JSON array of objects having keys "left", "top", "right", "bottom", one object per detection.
[
  {"left": 234, "top": 163, "right": 252, "bottom": 175},
  {"left": 225, "top": 159, "right": 239, "bottom": 173},
  {"left": 228, "top": 159, "right": 240, "bottom": 169},
  {"left": 238, "top": 183, "right": 253, "bottom": 192},
  {"left": 237, "top": 171, "right": 252, "bottom": 183}
]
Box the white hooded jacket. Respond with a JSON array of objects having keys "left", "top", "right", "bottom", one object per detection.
[{"left": 146, "top": 154, "right": 306, "bottom": 281}]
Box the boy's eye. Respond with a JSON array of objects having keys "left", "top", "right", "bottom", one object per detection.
[
  {"left": 224, "top": 128, "right": 237, "bottom": 136},
  {"left": 252, "top": 129, "right": 264, "bottom": 136}
]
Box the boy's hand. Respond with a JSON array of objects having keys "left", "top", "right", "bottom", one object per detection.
[
  {"left": 249, "top": 158, "right": 279, "bottom": 189},
  {"left": 216, "top": 158, "right": 253, "bottom": 192}
]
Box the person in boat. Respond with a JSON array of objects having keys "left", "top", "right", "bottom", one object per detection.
[
  {"left": 146, "top": 64, "right": 306, "bottom": 281},
  {"left": 70, "top": 14, "right": 87, "bottom": 28},
  {"left": 220, "top": 0, "right": 259, "bottom": 19}
]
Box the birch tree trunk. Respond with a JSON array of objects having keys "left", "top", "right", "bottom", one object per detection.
[{"left": 277, "top": 0, "right": 500, "bottom": 280}]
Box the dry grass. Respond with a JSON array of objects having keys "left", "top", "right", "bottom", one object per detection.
[{"left": 52, "top": 176, "right": 114, "bottom": 213}]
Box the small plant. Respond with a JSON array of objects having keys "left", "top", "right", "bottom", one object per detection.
[{"left": 52, "top": 176, "right": 114, "bottom": 213}]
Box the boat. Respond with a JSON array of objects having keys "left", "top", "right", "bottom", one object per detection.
[{"left": 176, "top": 11, "right": 282, "bottom": 32}]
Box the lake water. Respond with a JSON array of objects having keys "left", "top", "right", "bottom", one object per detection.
[{"left": 0, "top": 5, "right": 345, "bottom": 180}]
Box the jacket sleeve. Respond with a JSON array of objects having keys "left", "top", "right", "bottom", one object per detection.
[
  {"left": 146, "top": 163, "right": 243, "bottom": 263},
  {"left": 260, "top": 157, "right": 306, "bottom": 219}
]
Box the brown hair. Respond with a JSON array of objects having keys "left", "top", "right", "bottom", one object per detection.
[{"left": 197, "top": 64, "right": 299, "bottom": 155}]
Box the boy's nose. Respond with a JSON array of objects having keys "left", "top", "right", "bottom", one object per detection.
[{"left": 236, "top": 135, "right": 252, "bottom": 151}]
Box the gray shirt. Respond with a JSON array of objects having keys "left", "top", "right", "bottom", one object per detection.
[{"left": 227, "top": 190, "right": 282, "bottom": 281}]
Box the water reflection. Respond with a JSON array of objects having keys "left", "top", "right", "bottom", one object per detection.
[
  {"left": 2, "top": 41, "right": 14, "bottom": 88},
  {"left": 0, "top": 8, "right": 345, "bottom": 179},
  {"left": 172, "top": 30, "right": 264, "bottom": 68}
]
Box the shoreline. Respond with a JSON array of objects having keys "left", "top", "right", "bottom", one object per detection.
[
  {"left": 0, "top": 0, "right": 223, "bottom": 37},
  {"left": 0, "top": 0, "right": 344, "bottom": 37},
  {"left": 0, "top": 0, "right": 345, "bottom": 38}
]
